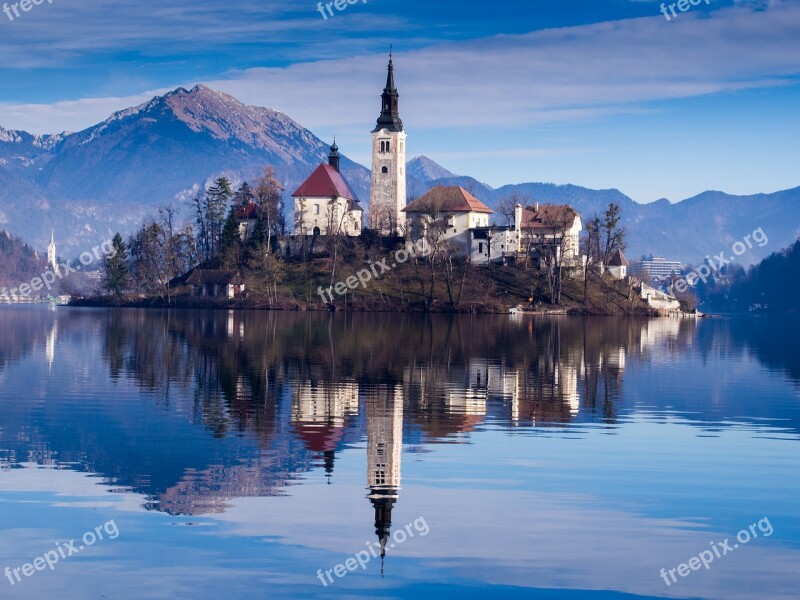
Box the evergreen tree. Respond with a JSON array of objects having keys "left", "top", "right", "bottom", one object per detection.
[
  {"left": 234, "top": 181, "right": 254, "bottom": 207},
  {"left": 248, "top": 214, "right": 266, "bottom": 248},
  {"left": 205, "top": 176, "right": 233, "bottom": 257},
  {"left": 103, "top": 233, "right": 130, "bottom": 298},
  {"left": 220, "top": 207, "right": 242, "bottom": 268}
]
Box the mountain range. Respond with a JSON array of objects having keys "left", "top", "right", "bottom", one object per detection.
[{"left": 0, "top": 85, "right": 798, "bottom": 265}]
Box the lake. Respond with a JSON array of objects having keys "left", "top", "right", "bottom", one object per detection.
[{"left": 0, "top": 307, "right": 798, "bottom": 599}]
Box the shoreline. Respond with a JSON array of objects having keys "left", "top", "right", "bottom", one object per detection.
[{"left": 68, "top": 295, "right": 689, "bottom": 317}]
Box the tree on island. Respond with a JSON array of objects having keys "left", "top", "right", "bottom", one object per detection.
[
  {"left": 600, "top": 202, "right": 626, "bottom": 266},
  {"left": 202, "top": 176, "right": 234, "bottom": 260},
  {"left": 580, "top": 203, "right": 627, "bottom": 305},
  {"left": 581, "top": 215, "right": 601, "bottom": 304},
  {"left": 103, "top": 233, "right": 130, "bottom": 300},
  {"left": 254, "top": 166, "right": 284, "bottom": 251}
]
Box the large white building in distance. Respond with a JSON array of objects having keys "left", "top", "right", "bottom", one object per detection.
[{"left": 641, "top": 257, "right": 683, "bottom": 278}]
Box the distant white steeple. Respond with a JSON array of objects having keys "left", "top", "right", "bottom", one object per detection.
[{"left": 47, "top": 229, "right": 57, "bottom": 272}]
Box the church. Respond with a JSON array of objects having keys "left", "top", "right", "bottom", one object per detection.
[
  {"left": 292, "top": 53, "right": 407, "bottom": 237},
  {"left": 292, "top": 140, "right": 363, "bottom": 237}
]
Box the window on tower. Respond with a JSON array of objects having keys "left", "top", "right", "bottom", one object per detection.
[
  {"left": 381, "top": 166, "right": 388, "bottom": 174},
  {"left": 375, "top": 464, "right": 387, "bottom": 485}
]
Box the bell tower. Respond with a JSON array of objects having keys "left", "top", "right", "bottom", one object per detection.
[{"left": 369, "top": 51, "right": 407, "bottom": 235}]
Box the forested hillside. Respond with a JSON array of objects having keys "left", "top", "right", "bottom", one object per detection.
[
  {"left": 0, "top": 230, "right": 48, "bottom": 289},
  {"left": 699, "top": 239, "right": 800, "bottom": 312}
]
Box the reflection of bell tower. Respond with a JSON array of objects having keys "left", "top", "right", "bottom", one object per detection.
[
  {"left": 45, "top": 319, "right": 58, "bottom": 371},
  {"left": 47, "top": 229, "right": 58, "bottom": 273},
  {"left": 366, "top": 385, "right": 403, "bottom": 570}
]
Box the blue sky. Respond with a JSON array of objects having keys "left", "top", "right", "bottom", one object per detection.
[{"left": 0, "top": 0, "right": 798, "bottom": 202}]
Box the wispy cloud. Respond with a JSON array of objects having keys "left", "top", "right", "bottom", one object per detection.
[
  {"left": 0, "top": 0, "right": 412, "bottom": 69},
  {"left": 1, "top": 1, "right": 798, "bottom": 138}
]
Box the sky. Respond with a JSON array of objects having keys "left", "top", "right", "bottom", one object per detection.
[{"left": 0, "top": 0, "right": 798, "bottom": 202}]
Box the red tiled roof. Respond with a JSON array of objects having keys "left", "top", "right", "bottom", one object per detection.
[
  {"left": 520, "top": 204, "right": 579, "bottom": 230},
  {"left": 292, "top": 164, "right": 360, "bottom": 208},
  {"left": 292, "top": 423, "right": 345, "bottom": 453},
  {"left": 234, "top": 201, "right": 260, "bottom": 219},
  {"left": 402, "top": 186, "right": 493, "bottom": 214}
]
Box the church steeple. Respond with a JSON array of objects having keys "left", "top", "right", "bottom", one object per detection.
[
  {"left": 385, "top": 48, "right": 396, "bottom": 93},
  {"left": 328, "top": 138, "right": 340, "bottom": 173},
  {"left": 373, "top": 51, "right": 403, "bottom": 133},
  {"left": 371, "top": 493, "right": 395, "bottom": 574},
  {"left": 323, "top": 449, "right": 335, "bottom": 484},
  {"left": 47, "top": 229, "right": 57, "bottom": 272}
]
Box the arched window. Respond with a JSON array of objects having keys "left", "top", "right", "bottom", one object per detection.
[
  {"left": 381, "top": 166, "right": 388, "bottom": 174},
  {"left": 313, "top": 226, "right": 321, "bottom": 236}
]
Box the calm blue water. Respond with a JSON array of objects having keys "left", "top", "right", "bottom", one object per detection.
[{"left": 0, "top": 307, "right": 798, "bottom": 599}]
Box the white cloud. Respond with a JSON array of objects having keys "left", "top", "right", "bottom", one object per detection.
[{"left": 1, "top": 1, "right": 798, "bottom": 138}]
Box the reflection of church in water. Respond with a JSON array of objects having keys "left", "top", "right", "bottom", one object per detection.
[
  {"left": 19, "top": 309, "right": 695, "bottom": 522},
  {"left": 290, "top": 378, "right": 404, "bottom": 563},
  {"left": 288, "top": 359, "right": 599, "bottom": 562}
]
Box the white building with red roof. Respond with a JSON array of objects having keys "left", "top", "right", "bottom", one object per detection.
[
  {"left": 517, "top": 202, "right": 584, "bottom": 268},
  {"left": 402, "top": 185, "right": 492, "bottom": 237},
  {"left": 233, "top": 200, "right": 261, "bottom": 241},
  {"left": 292, "top": 141, "right": 363, "bottom": 236},
  {"left": 403, "top": 185, "right": 518, "bottom": 264}
]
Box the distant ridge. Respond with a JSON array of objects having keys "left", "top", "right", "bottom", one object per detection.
[{"left": 0, "top": 86, "right": 798, "bottom": 264}]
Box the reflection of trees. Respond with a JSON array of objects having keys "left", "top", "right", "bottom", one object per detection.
[
  {"left": 0, "top": 308, "right": 56, "bottom": 372},
  {"left": 0, "top": 307, "right": 713, "bottom": 516},
  {"left": 101, "top": 312, "right": 697, "bottom": 442},
  {"left": 695, "top": 317, "right": 800, "bottom": 390}
]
